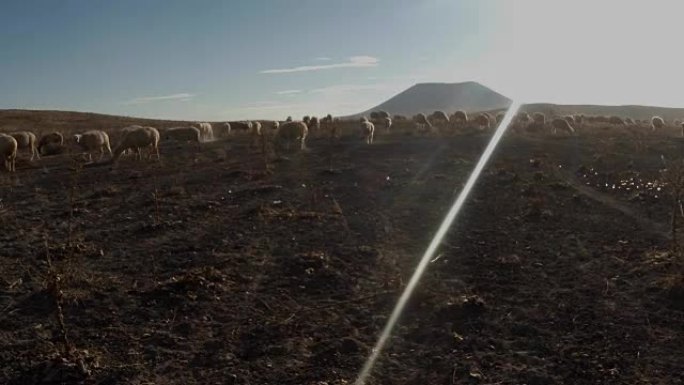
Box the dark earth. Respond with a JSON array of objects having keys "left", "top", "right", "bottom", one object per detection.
[{"left": 1, "top": 118, "right": 683, "bottom": 384}]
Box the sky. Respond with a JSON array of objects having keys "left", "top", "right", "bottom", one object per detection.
[{"left": 2, "top": 0, "right": 684, "bottom": 120}]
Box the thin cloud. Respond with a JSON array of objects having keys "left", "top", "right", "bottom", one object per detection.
[
  {"left": 314, "top": 57, "right": 332, "bottom": 61},
  {"left": 123, "top": 93, "right": 195, "bottom": 105},
  {"left": 260, "top": 56, "right": 379, "bottom": 74},
  {"left": 276, "top": 89, "right": 302, "bottom": 95}
]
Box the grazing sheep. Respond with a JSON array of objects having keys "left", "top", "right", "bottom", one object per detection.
[
  {"left": 303, "top": 116, "right": 311, "bottom": 126},
  {"left": 162, "top": 127, "right": 201, "bottom": 148},
  {"left": 429, "top": 110, "right": 450, "bottom": 127},
  {"left": 113, "top": 126, "right": 160, "bottom": 162},
  {"left": 0, "top": 134, "right": 18, "bottom": 172},
  {"left": 220, "top": 122, "right": 232, "bottom": 137},
  {"left": 574, "top": 114, "right": 584, "bottom": 125},
  {"left": 370, "top": 111, "right": 380, "bottom": 121},
  {"left": 193, "top": 122, "right": 213, "bottom": 141},
  {"left": 378, "top": 110, "right": 390, "bottom": 119},
  {"left": 532, "top": 112, "right": 546, "bottom": 125},
  {"left": 608, "top": 116, "right": 625, "bottom": 125},
  {"left": 651, "top": 116, "right": 665, "bottom": 131},
  {"left": 73, "top": 130, "right": 112, "bottom": 161},
  {"left": 516, "top": 112, "right": 531, "bottom": 124},
  {"left": 495, "top": 112, "right": 506, "bottom": 125},
  {"left": 309, "top": 116, "right": 320, "bottom": 131},
  {"left": 9, "top": 131, "right": 40, "bottom": 160},
  {"left": 274, "top": 121, "right": 308, "bottom": 152},
  {"left": 624, "top": 117, "right": 634, "bottom": 125},
  {"left": 551, "top": 118, "right": 575, "bottom": 135},
  {"left": 250, "top": 121, "right": 263, "bottom": 147},
  {"left": 360, "top": 120, "right": 375, "bottom": 144},
  {"left": 230, "top": 121, "right": 253, "bottom": 132},
  {"left": 473, "top": 114, "right": 491, "bottom": 130},
  {"left": 286, "top": 116, "right": 293, "bottom": 122},
  {"left": 41, "top": 143, "right": 67, "bottom": 156},
  {"left": 413, "top": 113, "right": 432, "bottom": 133},
  {"left": 38, "top": 132, "right": 64, "bottom": 155},
  {"left": 360, "top": 116, "right": 370, "bottom": 123},
  {"left": 563, "top": 115, "right": 575, "bottom": 125},
  {"left": 450, "top": 110, "right": 468, "bottom": 126},
  {"left": 393, "top": 114, "right": 407, "bottom": 121},
  {"left": 382, "top": 117, "right": 392, "bottom": 133}
]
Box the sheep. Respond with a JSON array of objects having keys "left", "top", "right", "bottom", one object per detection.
[
  {"left": 73, "top": 130, "right": 112, "bottom": 161},
  {"left": 9, "top": 131, "right": 40, "bottom": 160},
  {"left": 551, "top": 118, "right": 575, "bottom": 135},
  {"left": 681, "top": 122, "right": 684, "bottom": 137},
  {"left": 0, "top": 134, "right": 18, "bottom": 172},
  {"left": 250, "top": 121, "right": 263, "bottom": 147},
  {"left": 651, "top": 116, "right": 665, "bottom": 131},
  {"left": 450, "top": 110, "right": 468, "bottom": 126},
  {"left": 286, "top": 116, "right": 293, "bottom": 122},
  {"left": 303, "top": 116, "right": 311, "bottom": 126},
  {"left": 360, "top": 116, "right": 369, "bottom": 123},
  {"left": 495, "top": 112, "right": 506, "bottom": 125},
  {"left": 378, "top": 110, "right": 390, "bottom": 119},
  {"left": 574, "top": 114, "right": 584, "bottom": 125},
  {"left": 309, "top": 116, "right": 320, "bottom": 131},
  {"left": 532, "top": 112, "right": 546, "bottom": 125},
  {"left": 220, "top": 122, "right": 232, "bottom": 137},
  {"left": 360, "top": 120, "right": 375, "bottom": 144},
  {"left": 608, "top": 116, "right": 625, "bottom": 125},
  {"left": 113, "top": 126, "right": 160, "bottom": 162},
  {"left": 38, "top": 132, "right": 64, "bottom": 155},
  {"left": 274, "top": 121, "right": 308, "bottom": 152},
  {"left": 624, "top": 117, "right": 634, "bottom": 125},
  {"left": 193, "top": 122, "right": 213, "bottom": 141},
  {"left": 473, "top": 114, "right": 491, "bottom": 130},
  {"left": 429, "top": 110, "right": 450, "bottom": 127},
  {"left": 230, "top": 121, "right": 253, "bottom": 132},
  {"left": 563, "top": 115, "right": 575, "bottom": 125},
  {"left": 162, "top": 127, "right": 201, "bottom": 149},
  {"left": 393, "top": 114, "right": 407, "bottom": 121},
  {"left": 516, "top": 112, "right": 531, "bottom": 124},
  {"left": 369, "top": 111, "right": 380, "bottom": 121},
  {"left": 382, "top": 117, "right": 392, "bottom": 133},
  {"left": 413, "top": 113, "right": 432, "bottom": 133},
  {"left": 41, "top": 143, "right": 67, "bottom": 156}
]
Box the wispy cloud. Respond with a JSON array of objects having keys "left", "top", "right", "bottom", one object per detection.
[
  {"left": 275, "top": 89, "right": 302, "bottom": 95},
  {"left": 260, "top": 56, "right": 379, "bottom": 74},
  {"left": 314, "top": 57, "right": 332, "bottom": 61},
  {"left": 123, "top": 93, "right": 195, "bottom": 105}
]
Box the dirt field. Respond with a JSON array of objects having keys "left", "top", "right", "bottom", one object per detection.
[{"left": 1, "top": 122, "right": 683, "bottom": 384}]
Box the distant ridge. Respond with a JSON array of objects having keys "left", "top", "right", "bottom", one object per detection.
[{"left": 350, "top": 81, "right": 684, "bottom": 122}]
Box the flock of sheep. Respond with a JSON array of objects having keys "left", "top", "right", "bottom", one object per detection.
[
  {"left": 0, "top": 119, "right": 312, "bottom": 173},
  {"left": 1, "top": 109, "right": 682, "bottom": 173}
]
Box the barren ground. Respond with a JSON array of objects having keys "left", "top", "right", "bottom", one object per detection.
[{"left": 1, "top": 123, "right": 683, "bottom": 385}]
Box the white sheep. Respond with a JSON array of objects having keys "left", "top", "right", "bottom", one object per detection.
[
  {"left": 309, "top": 116, "right": 320, "bottom": 131},
  {"left": 162, "top": 127, "right": 201, "bottom": 149},
  {"left": 382, "top": 117, "right": 392, "bottom": 133},
  {"left": 473, "top": 114, "right": 491, "bottom": 130},
  {"left": 250, "top": 121, "right": 263, "bottom": 147},
  {"left": 450, "top": 110, "right": 468, "bottom": 126},
  {"left": 360, "top": 121, "right": 375, "bottom": 144},
  {"left": 429, "top": 111, "right": 450, "bottom": 128},
  {"left": 0, "top": 134, "right": 18, "bottom": 172},
  {"left": 651, "top": 116, "right": 665, "bottom": 131},
  {"left": 113, "top": 126, "right": 160, "bottom": 162},
  {"left": 9, "top": 131, "right": 40, "bottom": 160},
  {"left": 551, "top": 118, "right": 575, "bottom": 135},
  {"left": 413, "top": 113, "right": 432, "bottom": 133},
  {"left": 230, "top": 121, "right": 253, "bottom": 132},
  {"left": 274, "top": 121, "right": 308, "bottom": 152},
  {"left": 220, "top": 122, "right": 231, "bottom": 137},
  {"left": 193, "top": 122, "right": 213, "bottom": 141},
  {"left": 73, "top": 130, "right": 112, "bottom": 161}
]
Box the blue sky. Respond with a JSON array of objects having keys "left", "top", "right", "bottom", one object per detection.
[{"left": 2, "top": 0, "right": 684, "bottom": 120}]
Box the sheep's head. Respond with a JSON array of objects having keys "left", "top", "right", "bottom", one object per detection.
[{"left": 73, "top": 134, "right": 82, "bottom": 143}]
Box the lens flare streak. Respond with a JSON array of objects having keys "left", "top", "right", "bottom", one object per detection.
[{"left": 354, "top": 101, "right": 521, "bottom": 385}]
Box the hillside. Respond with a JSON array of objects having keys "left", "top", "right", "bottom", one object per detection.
[{"left": 353, "top": 81, "right": 512, "bottom": 118}]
